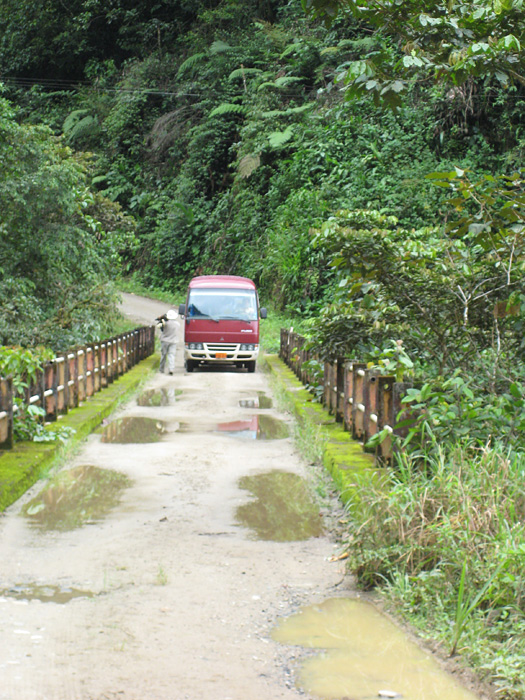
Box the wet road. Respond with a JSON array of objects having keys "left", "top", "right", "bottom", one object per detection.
[
  {"left": 0, "top": 294, "right": 484, "bottom": 700},
  {"left": 0, "top": 294, "right": 347, "bottom": 700}
]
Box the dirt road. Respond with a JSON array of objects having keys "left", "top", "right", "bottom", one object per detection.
[{"left": 0, "top": 294, "right": 348, "bottom": 700}]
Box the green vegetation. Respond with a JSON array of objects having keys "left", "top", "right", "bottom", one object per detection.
[
  {"left": 1, "top": 0, "right": 524, "bottom": 694},
  {"left": 345, "top": 444, "right": 525, "bottom": 698}
]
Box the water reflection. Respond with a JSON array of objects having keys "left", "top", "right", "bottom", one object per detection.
[
  {"left": 178, "top": 415, "right": 289, "bottom": 440},
  {"left": 236, "top": 470, "right": 323, "bottom": 541},
  {"left": 1, "top": 584, "right": 94, "bottom": 604},
  {"left": 239, "top": 392, "right": 273, "bottom": 409},
  {"left": 137, "top": 388, "right": 182, "bottom": 407},
  {"left": 272, "top": 598, "right": 480, "bottom": 700},
  {"left": 100, "top": 416, "right": 166, "bottom": 443},
  {"left": 22, "top": 465, "right": 132, "bottom": 531},
  {"left": 216, "top": 415, "right": 288, "bottom": 440}
]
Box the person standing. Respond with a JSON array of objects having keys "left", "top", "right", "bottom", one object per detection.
[{"left": 158, "top": 309, "right": 180, "bottom": 375}]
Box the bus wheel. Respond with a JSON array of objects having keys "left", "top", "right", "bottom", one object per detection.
[
  {"left": 186, "top": 360, "right": 195, "bottom": 373},
  {"left": 246, "top": 361, "right": 256, "bottom": 373}
]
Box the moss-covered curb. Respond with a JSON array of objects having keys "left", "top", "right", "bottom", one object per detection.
[
  {"left": 264, "top": 354, "right": 387, "bottom": 504},
  {"left": 0, "top": 354, "right": 159, "bottom": 512}
]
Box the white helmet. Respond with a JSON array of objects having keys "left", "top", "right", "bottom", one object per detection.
[{"left": 166, "top": 309, "right": 178, "bottom": 319}]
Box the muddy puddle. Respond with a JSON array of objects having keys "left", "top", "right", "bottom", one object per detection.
[
  {"left": 22, "top": 465, "right": 132, "bottom": 531},
  {"left": 178, "top": 414, "right": 288, "bottom": 440},
  {"left": 216, "top": 415, "right": 288, "bottom": 440},
  {"left": 0, "top": 584, "right": 94, "bottom": 604},
  {"left": 239, "top": 392, "right": 273, "bottom": 409},
  {"left": 179, "top": 415, "right": 288, "bottom": 440},
  {"left": 272, "top": 597, "right": 480, "bottom": 700},
  {"left": 137, "top": 388, "right": 182, "bottom": 407},
  {"left": 235, "top": 470, "right": 323, "bottom": 541},
  {"left": 99, "top": 416, "right": 166, "bottom": 443}
]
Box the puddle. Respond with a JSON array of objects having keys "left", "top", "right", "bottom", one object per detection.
[
  {"left": 216, "top": 415, "right": 288, "bottom": 440},
  {"left": 99, "top": 416, "right": 166, "bottom": 443},
  {"left": 178, "top": 415, "right": 289, "bottom": 440},
  {"left": 235, "top": 470, "right": 323, "bottom": 541},
  {"left": 272, "top": 597, "right": 480, "bottom": 700},
  {"left": 137, "top": 388, "right": 182, "bottom": 407},
  {"left": 239, "top": 392, "right": 273, "bottom": 409},
  {"left": 22, "top": 465, "right": 132, "bottom": 531},
  {"left": 0, "top": 584, "right": 94, "bottom": 604}
]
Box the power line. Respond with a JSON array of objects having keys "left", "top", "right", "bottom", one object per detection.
[{"left": 0, "top": 75, "right": 322, "bottom": 101}]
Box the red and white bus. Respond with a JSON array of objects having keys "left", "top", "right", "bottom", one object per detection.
[{"left": 178, "top": 275, "right": 267, "bottom": 373}]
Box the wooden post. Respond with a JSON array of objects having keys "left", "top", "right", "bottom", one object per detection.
[
  {"left": 100, "top": 342, "right": 108, "bottom": 387},
  {"left": 93, "top": 344, "right": 101, "bottom": 393},
  {"left": 0, "top": 377, "right": 14, "bottom": 449},
  {"left": 78, "top": 348, "right": 88, "bottom": 402},
  {"left": 363, "top": 369, "right": 380, "bottom": 448},
  {"left": 351, "top": 363, "right": 367, "bottom": 440},
  {"left": 335, "top": 358, "right": 345, "bottom": 423},
  {"left": 86, "top": 346, "right": 94, "bottom": 398},
  {"left": 68, "top": 352, "right": 79, "bottom": 409},
  {"left": 44, "top": 361, "right": 58, "bottom": 422},
  {"left": 107, "top": 339, "right": 115, "bottom": 383},
  {"left": 343, "top": 361, "right": 353, "bottom": 433},
  {"left": 377, "top": 375, "right": 395, "bottom": 462},
  {"left": 55, "top": 354, "right": 69, "bottom": 414}
]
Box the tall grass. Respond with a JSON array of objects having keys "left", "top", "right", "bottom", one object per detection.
[{"left": 345, "top": 442, "right": 525, "bottom": 698}]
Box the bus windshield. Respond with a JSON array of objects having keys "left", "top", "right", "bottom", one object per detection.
[{"left": 187, "top": 289, "right": 257, "bottom": 322}]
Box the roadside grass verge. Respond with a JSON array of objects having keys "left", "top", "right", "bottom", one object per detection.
[{"left": 345, "top": 442, "right": 525, "bottom": 699}]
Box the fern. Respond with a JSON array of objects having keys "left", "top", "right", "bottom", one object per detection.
[
  {"left": 257, "top": 81, "right": 277, "bottom": 91},
  {"left": 238, "top": 154, "right": 261, "bottom": 179},
  {"left": 177, "top": 52, "right": 207, "bottom": 77},
  {"left": 274, "top": 76, "right": 304, "bottom": 87},
  {"left": 268, "top": 125, "right": 294, "bottom": 148},
  {"left": 210, "top": 40, "right": 232, "bottom": 54},
  {"left": 208, "top": 103, "right": 247, "bottom": 118},
  {"left": 258, "top": 76, "right": 304, "bottom": 90},
  {"left": 63, "top": 109, "right": 89, "bottom": 133},
  {"left": 228, "top": 67, "right": 263, "bottom": 81},
  {"left": 68, "top": 116, "right": 99, "bottom": 142},
  {"left": 63, "top": 111, "right": 99, "bottom": 143},
  {"left": 261, "top": 103, "right": 315, "bottom": 118},
  {"left": 280, "top": 42, "right": 301, "bottom": 59}
]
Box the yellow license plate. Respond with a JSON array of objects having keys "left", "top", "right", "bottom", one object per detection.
[{"left": 215, "top": 352, "right": 227, "bottom": 359}]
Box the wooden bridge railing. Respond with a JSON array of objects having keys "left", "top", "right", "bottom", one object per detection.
[
  {"left": 280, "top": 328, "right": 412, "bottom": 462},
  {"left": 0, "top": 326, "right": 155, "bottom": 450}
]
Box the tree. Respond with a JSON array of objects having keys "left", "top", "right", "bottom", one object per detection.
[
  {"left": 0, "top": 92, "right": 136, "bottom": 348},
  {"left": 302, "top": 0, "right": 525, "bottom": 108}
]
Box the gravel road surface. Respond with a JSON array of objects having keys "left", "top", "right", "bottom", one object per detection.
[{"left": 0, "top": 293, "right": 348, "bottom": 700}]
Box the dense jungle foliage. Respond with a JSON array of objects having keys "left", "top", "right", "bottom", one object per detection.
[{"left": 1, "top": 0, "right": 524, "bottom": 695}]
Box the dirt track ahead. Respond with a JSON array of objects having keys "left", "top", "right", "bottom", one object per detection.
[{"left": 0, "top": 293, "right": 347, "bottom": 700}]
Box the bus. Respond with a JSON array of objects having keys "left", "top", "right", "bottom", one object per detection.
[{"left": 178, "top": 275, "right": 267, "bottom": 373}]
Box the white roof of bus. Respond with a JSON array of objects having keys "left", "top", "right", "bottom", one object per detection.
[{"left": 188, "top": 275, "right": 256, "bottom": 290}]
